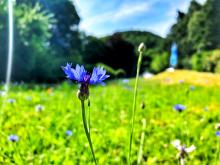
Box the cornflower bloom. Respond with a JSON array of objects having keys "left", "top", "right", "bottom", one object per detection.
[
  {"left": 62, "top": 64, "right": 109, "bottom": 101},
  {"left": 65, "top": 130, "right": 73, "bottom": 136},
  {"left": 8, "top": 134, "right": 19, "bottom": 142},
  {"left": 216, "top": 132, "right": 220, "bottom": 136},
  {"left": 173, "top": 104, "right": 186, "bottom": 112},
  {"left": 35, "top": 104, "right": 44, "bottom": 112}
]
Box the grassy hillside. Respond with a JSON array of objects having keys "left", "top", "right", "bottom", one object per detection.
[
  {"left": 102, "top": 30, "right": 164, "bottom": 51},
  {"left": 116, "top": 31, "right": 164, "bottom": 49}
]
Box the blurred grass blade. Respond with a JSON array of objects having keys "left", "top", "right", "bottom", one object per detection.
[{"left": 137, "top": 118, "right": 146, "bottom": 164}]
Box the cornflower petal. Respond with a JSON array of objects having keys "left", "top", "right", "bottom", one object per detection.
[
  {"left": 90, "top": 67, "right": 110, "bottom": 84},
  {"left": 62, "top": 63, "right": 87, "bottom": 82}
]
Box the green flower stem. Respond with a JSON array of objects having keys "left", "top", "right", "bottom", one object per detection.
[
  {"left": 81, "top": 100, "right": 98, "bottom": 165},
  {"left": 88, "top": 99, "right": 91, "bottom": 133},
  {"left": 129, "top": 51, "right": 143, "bottom": 164}
]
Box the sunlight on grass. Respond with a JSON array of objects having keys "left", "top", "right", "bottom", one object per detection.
[{"left": 151, "top": 70, "right": 220, "bottom": 87}]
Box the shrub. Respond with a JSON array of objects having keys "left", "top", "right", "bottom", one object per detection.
[
  {"left": 205, "top": 50, "right": 220, "bottom": 72},
  {"left": 215, "top": 61, "right": 220, "bottom": 73},
  {"left": 96, "top": 63, "right": 126, "bottom": 78},
  {"left": 150, "top": 52, "right": 169, "bottom": 73},
  {"left": 191, "top": 51, "right": 209, "bottom": 71}
]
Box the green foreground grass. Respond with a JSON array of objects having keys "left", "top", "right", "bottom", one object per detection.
[{"left": 0, "top": 71, "right": 220, "bottom": 164}]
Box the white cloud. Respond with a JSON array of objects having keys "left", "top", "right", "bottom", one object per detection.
[
  {"left": 79, "top": 1, "right": 151, "bottom": 33},
  {"left": 73, "top": 0, "right": 206, "bottom": 37},
  {"left": 146, "top": 19, "right": 175, "bottom": 37},
  {"left": 113, "top": 2, "right": 150, "bottom": 21}
]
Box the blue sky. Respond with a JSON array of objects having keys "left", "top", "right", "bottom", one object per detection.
[{"left": 73, "top": 0, "right": 206, "bottom": 38}]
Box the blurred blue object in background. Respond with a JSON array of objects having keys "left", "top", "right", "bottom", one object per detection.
[{"left": 170, "top": 43, "right": 178, "bottom": 68}]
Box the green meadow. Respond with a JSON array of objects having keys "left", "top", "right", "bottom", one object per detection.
[{"left": 0, "top": 70, "right": 220, "bottom": 165}]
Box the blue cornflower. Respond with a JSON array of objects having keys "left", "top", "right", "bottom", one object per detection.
[
  {"left": 122, "top": 79, "right": 129, "bottom": 83},
  {"left": 62, "top": 64, "right": 109, "bottom": 85},
  {"left": 35, "top": 104, "right": 44, "bottom": 112},
  {"left": 173, "top": 104, "right": 186, "bottom": 112},
  {"left": 62, "top": 63, "right": 110, "bottom": 101},
  {"left": 7, "top": 99, "right": 15, "bottom": 104},
  {"left": 216, "top": 132, "right": 220, "bottom": 137},
  {"left": 65, "top": 130, "right": 73, "bottom": 136},
  {"left": 8, "top": 134, "right": 19, "bottom": 142}
]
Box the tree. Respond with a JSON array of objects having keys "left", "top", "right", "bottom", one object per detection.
[
  {"left": 0, "top": 0, "right": 8, "bottom": 81},
  {"left": 17, "top": 0, "right": 82, "bottom": 68},
  {"left": 82, "top": 34, "right": 136, "bottom": 76},
  {"left": 187, "top": 11, "right": 207, "bottom": 51},
  {"left": 0, "top": 1, "right": 54, "bottom": 82},
  {"left": 188, "top": 0, "right": 220, "bottom": 51},
  {"left": 0, "top": 0, "right": 83, "bottom": 82},
  {"left": 165, "top": 0, "right": 202, "bottom": 67}
]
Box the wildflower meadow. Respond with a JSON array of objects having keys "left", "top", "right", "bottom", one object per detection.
[{"left": 1, "top": 68, "right": 220, "bottom": 164}]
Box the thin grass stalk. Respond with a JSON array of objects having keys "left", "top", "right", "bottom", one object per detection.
[{"left": 137, "top": 118, "right": 146, "bottom": 164}]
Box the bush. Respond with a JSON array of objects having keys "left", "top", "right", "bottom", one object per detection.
[
  {"left": 215, "top": 61, "right": 220, "bottom": 73},
  {"left": 82, "top": 34, "right": 135, "bottom": 77},
  {"left": 191, "top": 51, "right": 209, "bottom": 71},
  {"left": 150, "top": 52, "right": 169, "bottom": 73},
  {"left": 96, "top": 63, "right": 126, "bottom": 78},
  {"left": 205, "top": 50, "right": 220, "bottom": 73}
]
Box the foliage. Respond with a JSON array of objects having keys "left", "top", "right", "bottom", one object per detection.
[
  {"left": 205, "top": 50, "right": 220, "bottom": 73},
  {"left": 82, "top": 36, "right": 107, "bottom": 69},
  {"left": 0, "top": 1, "right": 54, "bottom": 82},
  {"left": 190, "top": 49, "right": 220, "bottom": 73},
  {"left": 150, "top": 52, "right": 169, "bottom": 73},
  {"left": 187, "top": 11, "right": 206, "bottom": 51},
  {"left": 202, "top": 0, "right": 220, "bottom": 50},
  {"left": 188, "top": 0, "right": 220, "bottom": 51},
  {"left": 0, "top": 0, "right": 82, "bottom": 82},
  {"left": 167, "top": 0, "right": 220, "bottom": 54},
  {"left": 16, "top": 0, "right": 81, "bottom": 55},
  {"left": 114, "top": 31, "right": 164, "bottom": 53},
  {"left": 83, "top": 34, "right": 136, "bottom": 77},
  {"left": 191, "top": 51, "right": 209, "bottom": 71},
  {"left": 96, "top": 63, "right": 126, "bottom": 78},
  {"left": 0, "top": 0, "right": 8, "bottom": 80},
  {"left": 16, "top": 0, "right": 82, "bottom": 81},
  {"left": 165, "top": 0, "right": 220, "bottom": 69},
  {"left": 166, "top": 0, "right": 202, "bottom": 56}
]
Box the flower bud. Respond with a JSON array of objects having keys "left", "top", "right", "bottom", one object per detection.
[
  {"left": 138, "top": 42, "right": 146, "bottom": 52},
  {"left": 77, "top": 83, "right": 89, "bottom": 101},
  {"left": 140, "top": 101, "right": 145, "bottom": 109}
]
